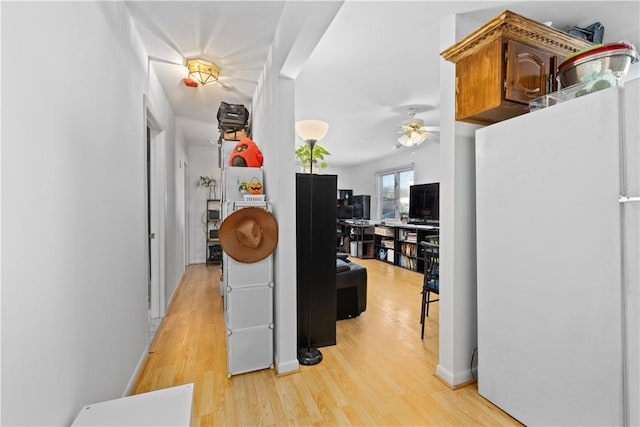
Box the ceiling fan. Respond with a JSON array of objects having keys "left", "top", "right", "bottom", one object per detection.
[{"left": 393, "top": 107, "right": 440, "bottom": 149}]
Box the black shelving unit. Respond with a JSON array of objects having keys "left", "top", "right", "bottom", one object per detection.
[
  {"left": 397, "top": 228, "right": 419, "bottom": 271},
  {"left": 206, "top": 199, "right": 222, "bottom": 265},
  {"left": 349, "top": 224, "right": 375, "bottom": 258},
  {"left": 296, "top": 173, "right": 337, "bottom": 349},
  {"left": 374, "top": 226, "right": 395, "bottom": 264},
  {"left": 372, "top": 224, "right": 439, "bottom": 272}
]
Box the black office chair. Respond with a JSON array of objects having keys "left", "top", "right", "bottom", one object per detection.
[{"left": 420, "top": 242, "right": 439, "bottom": 339}]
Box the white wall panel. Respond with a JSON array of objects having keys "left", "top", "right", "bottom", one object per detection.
[{"left": 1, "top": 2, "right": 180, "bottom": 424}]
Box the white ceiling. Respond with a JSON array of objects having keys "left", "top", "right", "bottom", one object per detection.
[{"left": 127, "top": 1, "right": 640, "bottom": 167}]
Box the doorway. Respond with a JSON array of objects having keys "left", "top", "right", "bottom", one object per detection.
[
  {"left": 146, "top": 107, "right": 166, "bottom": 342},
  {"left": 183, "top": 161, "right": 190, "bottom": 268}
]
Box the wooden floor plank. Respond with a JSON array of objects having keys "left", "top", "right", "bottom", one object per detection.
[{"left": 132, "top": 260, "right": 522, "bottom": 426}]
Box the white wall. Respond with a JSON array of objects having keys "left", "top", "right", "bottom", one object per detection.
[
  {"left": 252, "top": 1, "right": 343, "bottom": 374},
  {"left": 187, "top": 144, "right": 220, "bottom": 264},
  {"left": 171, "top": 128, "right": 189, "bottom": 288},
  {"left": 145, "top": 64, "right": 188, "bottom": 313},
  {"left": 1, "top": 2, "right": 182, "bottom": 424},
  {"left": 332, "top": 140, "right": 440, "bottom": 220},
  {"left": 149, "top": 77, "right": 189, "bottom": 306},
  {"left": 436, "top": 14, "right": 484, "bottom": 387}
]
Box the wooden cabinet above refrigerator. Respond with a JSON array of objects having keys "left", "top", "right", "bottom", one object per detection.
[{"left": 441, "top": 10, "right": 593, "bottom": 125}]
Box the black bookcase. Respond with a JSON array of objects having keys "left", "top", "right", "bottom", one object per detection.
[{"left": 296, "top": 173, "right": 337, "bottom": 348}]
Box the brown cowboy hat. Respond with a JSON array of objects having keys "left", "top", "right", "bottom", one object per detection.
[{"left": 219, "top": 207, "right": 278, "bottom": 263}]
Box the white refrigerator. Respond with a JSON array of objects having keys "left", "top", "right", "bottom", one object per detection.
[{"left": 475, "top": 79, "right": 639, "bottom": 426}]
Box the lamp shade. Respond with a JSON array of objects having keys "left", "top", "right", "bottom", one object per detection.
[
  {"left": 295, "top": 120, "right": 329, "bottom": 142},
  {"left": 398, "top": 131, "right": 427, "bottom": 147}
]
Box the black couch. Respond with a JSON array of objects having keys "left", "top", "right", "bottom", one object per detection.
[{"left": 336, "top": 254, "right": 367, "bottom": 319}]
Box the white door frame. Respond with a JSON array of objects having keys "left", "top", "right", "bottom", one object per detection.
[
  {"left": 146, "top": 102, "right": 167, "bottom": 319},
  {"left": 183, "top": 160, "right": 190, "bottom": 268}
]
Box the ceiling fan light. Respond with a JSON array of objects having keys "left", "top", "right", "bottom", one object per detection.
[
  {"left": 410, "top": 132, "right": 427, "bottom": 145},
  {"left": 402, "top": 118, "right": 424, "bottom": 128},
  {"left": 397, "top": 130, "right": 427, "bottom": 147},
  {"left": 186, "top": 58, "right": 220, "bottom": 85},
  {"left": 397, "top": 133, "right": 409, "bottom": 146}
]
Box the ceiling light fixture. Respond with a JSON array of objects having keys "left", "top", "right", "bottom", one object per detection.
[
  {"left": 397, "top": 128, "right": 428, "bottom": 146},
  {"left": 186, "top": 58, "right": 220, "bottom": 85},
  {"left": 397, "top": 107, "right": 436, "bottom": 147}
]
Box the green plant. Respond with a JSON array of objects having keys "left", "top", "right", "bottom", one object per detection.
[
  {"left": 196, "top": 176, "right": 216, "bottom": 188},
  {"left": 295, "top": 143, "right": 331, "bottom": 169}
]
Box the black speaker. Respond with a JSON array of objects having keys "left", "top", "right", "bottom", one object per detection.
[
  {"left": 352, "top": 195, "right": 370, "bottom": 220},
  {"left": 338, "top": 189, "right": 353, "bottom": 205},
  {"left": 337, "top": 205, "right": 354, "bottom": 219}
]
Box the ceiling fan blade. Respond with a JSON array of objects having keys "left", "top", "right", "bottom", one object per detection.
[{"left": 424, "top": 131, "right": 440, "bottom": 142}]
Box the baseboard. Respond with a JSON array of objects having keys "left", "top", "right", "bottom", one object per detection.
[
  {"left": 274, "top": 352, "right": 299, "bottom": 376},
  {"left": 123, "top": 344, "right": 151, "bottom": 397},
  {"left": 166, "top": 275, "right": 187, "bottom": 315},
  {"left": 436, "top": 364, "right": 476, "bottom": 389},
  {"left": 123, "top": 274, "right": 185, "bottom": 398}
]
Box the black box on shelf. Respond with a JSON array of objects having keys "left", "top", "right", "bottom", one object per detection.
[
  {"left": 208, "top": 244, "right": 223, "bottom": 261},
  {"left": 208, "top": 210, "right": 220, "bottom": 220},
  {"left": 352, "top": 195, "right": 370, "bottom": 220},
  {"left": 338, "top": 189, "right": 353, "bottom": 205},
  {"left": 209, "top": 229, "right": 219, "bottom": 239}
]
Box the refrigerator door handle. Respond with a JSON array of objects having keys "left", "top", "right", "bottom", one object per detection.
[{"left": 619, "top": 195, "right": 640, "bottom": 203}]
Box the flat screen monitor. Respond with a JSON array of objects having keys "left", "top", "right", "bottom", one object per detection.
[
  {"left": 337, "top": 205, "right": 353, "bottom": 219},
  {"left": 409, "top": 183, "right": 439, "bottom": 222}
]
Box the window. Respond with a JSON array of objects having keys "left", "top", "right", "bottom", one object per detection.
[{"left": 378, "top": 167, "right": 414, "bottom": 219}]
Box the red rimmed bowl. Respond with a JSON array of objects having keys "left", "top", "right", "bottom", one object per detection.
[{"left": 557, "top": 42, "right": 638, "bottom": 88}]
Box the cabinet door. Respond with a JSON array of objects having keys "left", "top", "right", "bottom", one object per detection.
[
  {"left": 455, "top": 37, "right": 503, "bottom": 121},
  {"left": 505, "top": 40, "right": 554, "bottom": 104}
]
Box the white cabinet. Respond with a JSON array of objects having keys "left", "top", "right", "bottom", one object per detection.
[
  {"left": 218, "top": 133, "right": 273, "bottom": 377},
  {"left": 221, "top": 200, "right": 274, "bottom": 377}
]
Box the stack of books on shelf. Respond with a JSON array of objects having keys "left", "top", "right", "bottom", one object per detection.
[
  {"left": 401, "top": 243, "right": 417, "bottom": 257},
  {"left": 400, "top": 230, "right": 418, "bottom": 243},
  {"left": 398, "top": 255, "right": 416, "bottom": 270}
]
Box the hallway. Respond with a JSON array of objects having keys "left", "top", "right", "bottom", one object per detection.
[{"left": 132, "top": 261, "right": 519, "bottom": 426}]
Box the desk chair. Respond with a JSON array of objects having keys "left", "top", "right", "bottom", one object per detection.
[{"left": 420, "top": 242, "right": 439, "bottom": 339}]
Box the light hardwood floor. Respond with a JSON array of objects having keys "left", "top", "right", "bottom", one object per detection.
[{"left": 132, "top": 259, "right": 521, "bottom": 426}]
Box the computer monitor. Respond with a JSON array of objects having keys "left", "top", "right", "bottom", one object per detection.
[{"left": 409, "top": 183, "right": 439, "bottom": 222}]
